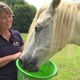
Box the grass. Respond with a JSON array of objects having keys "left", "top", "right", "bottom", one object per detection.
[
  {"left": 51, "top": 45, "right": 80, "bottom": 80},
  {"left": 21, "top": 33, "right": 80, "bottom": 80},
  {"left": 21, "top": 33, "right": 28, "bottom": 42}
]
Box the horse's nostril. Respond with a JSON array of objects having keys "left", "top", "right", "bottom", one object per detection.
[
  {"left": 23, "top": 61, "right": 30, "bottom": 69},
  {"left": 27, "top": 64, "right": 39, "bottom": 72},
  {"left": 19, "top": 58, "right": 29, "bottom": 68}
]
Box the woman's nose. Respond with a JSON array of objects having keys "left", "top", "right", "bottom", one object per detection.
[{"left": 7, "top": 17, "right": 13, "bottom": 23}]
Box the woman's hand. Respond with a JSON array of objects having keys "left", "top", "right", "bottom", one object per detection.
[{"left": 12, "top": 52, "right": 22, "bottom": 60}]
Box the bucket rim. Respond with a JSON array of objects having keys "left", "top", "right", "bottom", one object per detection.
[{"left": 16, "top": 59, "right": 57, "bottom": 79}]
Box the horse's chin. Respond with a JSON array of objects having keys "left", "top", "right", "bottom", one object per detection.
[{"left": 19, "top": 58, "right": 39, "bottom": 72}]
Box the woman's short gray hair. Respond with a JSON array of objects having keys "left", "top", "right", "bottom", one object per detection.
[{"left": 0, "top": 2, "right": 14, "bottom": 16}]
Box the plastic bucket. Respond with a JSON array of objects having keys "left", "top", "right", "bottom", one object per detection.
[{"left": 16, "top": 59, "right": 57, "bottom": 80}]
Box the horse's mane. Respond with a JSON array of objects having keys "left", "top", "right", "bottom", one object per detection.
[
  {"left": 52, "top": 1, "right": 80, "bottom": 51},
  {"left": 26, "top": 0, "right": 80, "bottom": 50}
]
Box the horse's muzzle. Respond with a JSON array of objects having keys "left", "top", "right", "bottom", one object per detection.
[{"left": 19, "top": 58, "right": 39, "bottom": 72}]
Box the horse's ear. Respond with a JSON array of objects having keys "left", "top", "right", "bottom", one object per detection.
[{"left": 49, "top": 0, "right": 61, "bottom": 13}]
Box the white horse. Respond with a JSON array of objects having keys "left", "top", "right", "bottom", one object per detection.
[{"left": 20, "top": 0, "right": 80, "bottom": 72}]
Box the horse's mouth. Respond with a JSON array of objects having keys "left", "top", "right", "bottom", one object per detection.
[{"left": 19, "top": 58, "right": 39, "bottom": 72}]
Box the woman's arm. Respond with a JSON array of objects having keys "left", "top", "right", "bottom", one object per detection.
[{"left": 0, "top": 52, "right": 21, "bottom": 68}]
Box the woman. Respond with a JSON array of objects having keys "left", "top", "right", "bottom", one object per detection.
[{"left": 0, "top": 2, "right": 24, "bottom": 80}]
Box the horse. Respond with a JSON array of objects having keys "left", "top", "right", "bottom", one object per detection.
[{"left": 19, "top": 0, "right": 80, "bottom": 72}]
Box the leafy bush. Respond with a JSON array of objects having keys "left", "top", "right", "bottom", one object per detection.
[{"left": 13, "top": 4, "right": 36, "bottom": 33}]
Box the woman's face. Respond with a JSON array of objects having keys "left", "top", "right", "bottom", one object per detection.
[{"left": 0, "top": 12, "right": 13, "bottom": 30}]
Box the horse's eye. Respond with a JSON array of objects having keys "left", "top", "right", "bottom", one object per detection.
[{"left": 35, "top": 27, "right": 42, "bottom": 32}]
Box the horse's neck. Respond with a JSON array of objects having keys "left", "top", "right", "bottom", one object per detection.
[{"left": 71, "top": 12, "right": 80, "bottom": 46}]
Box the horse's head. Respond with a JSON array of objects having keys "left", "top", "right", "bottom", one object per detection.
[{"left": 20, "top": 0, "right": 61, "bottom": 72}]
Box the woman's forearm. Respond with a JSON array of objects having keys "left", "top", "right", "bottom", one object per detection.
[
  {"left": 0, "top": 52, "right": 21, "bottom": 68},
  {"left": 0, "top": 55, "right": 13, "bottom": 68}
]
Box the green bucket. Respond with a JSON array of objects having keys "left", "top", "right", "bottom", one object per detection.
[{"left": 16, "top": 59, "right": 57, "bottom": 80}]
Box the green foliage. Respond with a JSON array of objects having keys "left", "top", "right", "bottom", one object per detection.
[
  {"left": 13, "top": 4, "right": 36, "bottom": 33},
  {"left": 0, "top": 0, "right": 26, "bottom": 8}
]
